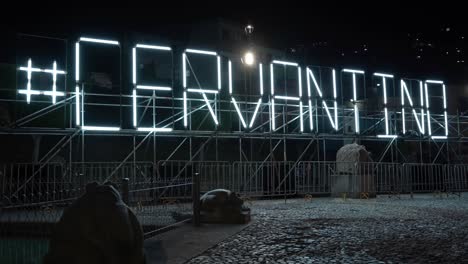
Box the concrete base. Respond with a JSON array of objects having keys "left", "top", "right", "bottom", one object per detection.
[
  {"left": 144, "top": 221, "right": 252, "bottom": 264},
  {"left": 331, "top": 173, "right": 376, "bottom": 198}
]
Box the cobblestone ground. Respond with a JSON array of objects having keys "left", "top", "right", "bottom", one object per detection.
[{"left": 188, "top": 194, "right": 468, "bottom": 263}]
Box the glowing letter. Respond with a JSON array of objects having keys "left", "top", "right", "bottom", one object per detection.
[
  {"left": 342, "top": 69, "right": 365, "bottom": 133},
  {"left": 75, "top": 37, "right": 120, "bottom": 131},
  {"left": 425, "top": 80, "right": 448, "bottom": 139},
  {"left": 132, "top": 44, "right": 173, "bottom": 132},
  {"left": 374, "top": 73, "right": 397, "bottom": 139},
  {"left": 270, "top": 60, "right": 303, "bottom": 132},
  {"left": 228, "top": 60, "right": 264, "bottom": 129},
  {"left": 401, "top": 79, "right": 425, "bottom": 136},
  {"left": 183, "top": 49, "right": 220, "bottom": 127},
  {"left": 306, "top": 67, "right": 338, "bottom": 131}
]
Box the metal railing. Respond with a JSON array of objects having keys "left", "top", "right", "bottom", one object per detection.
[
  {"left": 1, "top": 160, "right": 468, "bottom": 263},
  {"left": 2, "top": 161, "right": 468, "bottom": 207}
]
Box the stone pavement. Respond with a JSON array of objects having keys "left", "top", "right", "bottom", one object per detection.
[{"left": 186, "top": 194, "right": 468, "bottom": 263}]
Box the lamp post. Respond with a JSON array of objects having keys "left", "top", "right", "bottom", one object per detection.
[{"left": 242, "top": 24, "right": 256, "bottom": 67}]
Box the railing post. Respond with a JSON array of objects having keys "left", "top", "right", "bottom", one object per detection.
[
  {"left": 122, "top": 177, "right": 129, "bottom": 205},
  {"left": 192, "top": 171, "right": 201, "bottom": 226}
]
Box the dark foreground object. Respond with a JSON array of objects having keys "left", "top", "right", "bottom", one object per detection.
[
  {"left": 43, "top": 182, "right": 146, "bottom": 264},
  {"left": 200, "top": 189, "right": 251, "bottom": 224}
]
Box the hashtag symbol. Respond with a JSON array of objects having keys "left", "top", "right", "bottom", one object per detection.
[{"left": 18, "top": 59, "right": 66, "bottom": 104}]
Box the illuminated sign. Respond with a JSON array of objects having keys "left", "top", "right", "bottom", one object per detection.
[{"left": 16, "top": 36, "right": 449, "bottom": 139}]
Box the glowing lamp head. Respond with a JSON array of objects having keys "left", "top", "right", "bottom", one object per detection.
[{"left": 243, "top": 51, "right": 255, "bottom": 66}]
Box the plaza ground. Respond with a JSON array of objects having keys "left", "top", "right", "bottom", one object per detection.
[
  {"left": 183, "top": 194, "right": 468, "bottom": 263},
  {"left": 2, "top": 193, "right": 468, "bottom": 263}
]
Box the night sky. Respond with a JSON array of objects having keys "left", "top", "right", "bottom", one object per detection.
[{"left": 0, "top": 5, "right": 466, "bottom": 81}]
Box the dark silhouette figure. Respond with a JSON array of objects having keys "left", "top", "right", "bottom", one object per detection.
[{"left": 43, "top": 182, "right": 146, "bottom": 264}]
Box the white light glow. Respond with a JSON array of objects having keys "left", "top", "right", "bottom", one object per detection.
[
  {"left": 18, "top": 59, "right": 66, "bottom": 104},
  {"left": 185, "top": 49, "right": 217, "bottom": 56},
  {"left": 308, "top": 100, "right": 313, "bottom": 130},
  {"left": 243, "top": 52, "right": 255, "bottom": 66},
  {"left": 81, "top": 126, "right": 121, "bottom": 131},
  {"left": 298, "top": 67, "right": 302, "bottom": 97},
  {"left": 132, "top": 44, "right": 173, "bottom": 131},
  {"left": 249, "top": 99, "right": 262, "bottom": 128},
  {"left": 374, "top": 72, "right": 394, "bottom": 104},
  {"left": 424, "top": 83, "right": 430, "bottom": 107},
  {"left": 229, "top": 60, "right": 264, "bottom": 130},
  {"left": 270, "top": 63, "right": 274, "bottom": 95},
  {"left": 425, "top": 80, "right": 444, "bottom": 84},
  {"left": 424, "top": 80, "right": 448, "bottom": 138},
  {"left": 137, "top": 127, "right": 173, "bottom": 132},
  {"left": 133, "top": 89, "right": 137, "bottom": 127},
  {"left": 18, "top": 90, "right": 40, "bottom": 95},
  {"left": 201, "top": 92, "right": 218, "bottom": 125},
  {"left": 272, "top": 60, "right": 298, "bottom": 66},
  {"left": 323, "top": 101, "right": 336, "bottom": 130},
  {"left": 75, "top": 43, "right": 80, "bottom": 81},
  {"left": 426, "top": 110, "right": 432, "bottom": 135},
  {"left": 401, "top": 80, "right": 414, "bottom": 106},
  {"left": 354, "top": 104, "right": 359, "bottom": 133},
  {"left": 271, "top": 99, "right": 276, "bottom": 130},
  {"left": 187, "top": 88, "right": 219, "bottom": 94},
  {"left": 232, "top": 98, "right": 247, "bottom": 128},
  {"left": 343, "top": 69, "right": 365, "bottom": 74},
  {"left": 332, "top": 69, "right": 337, "bottom": 99},
  {"left": 444, "top": 111, "right": 449, "bottom": 136},
  {"left": 442, "top": 84, "right": 447, "bottom": 109},
  {"left": 401, "top": 79, "right": 425, "bottom": 135},
  {"left": 136, "top": 44, "right": 171, "bottom": 50},
  {"left": 183, "top": 91, "right": 188, "bottom": 127},
  {"left": 75, "top": 86, "right": 80, "bottom": 126},
  {"left": 373, "top": 73, "right": 394, "bottom": 78},
  {"left": 42, "top": 91, "right": 65, "bottom": 97},
  {"left": 228, "top": 60, "right": 233, "bottom": 94},
  {"left": 23, "top": 59, "right": 36, "bottom": 104},
  {"left": 45, "top": 61, "right": 66, "bottom": 104},
  {"left": 76, "top": 37, "right": 122, "bottom": 129},
  {"left": 307, "top": 68, "right": 322, "bottom": 97},
  {"left": 259, "top": 63, "right": 264, "bottom": 95},
  {"left": 334, "top": 101, "right": 338, "bottom": 131},
  {"left": 182, "top": 53, "right": 187, "bottom": 88},
  {"left": 374, "top": 73, "right": 397, "bottom": 138},
  {"left": 136, "top": 85, "right": 172, "bottom": 91},
  {"left": 419, "top": 81, "right": 424, "bottom": 106},
  {"left": 343, "top": 69, "right": 364, "bottom": 133},
  {"left": 79, "top": 37, "right": 119, "bottom": 45},
  {"left": 299, "top": 101, "right": 304, "bottom": 132},
  {"left": 412, "top": 109, "right": 425, "bottom": 133},
  {"left": 402, "top": 108, "right": 406, "bottom": 133},
  {"left": 352, "top": 74, "right": 357, "bottom": 101},
  {"left": 274, "top": 95, "right": 300, "bottom": 101},
  {"left": 306, "top": 67, "right": 338, "bottom": 130},
  {"left": 298, "top": 67, "right": 304, "bottom": 131},
  {"left": 18, "top": 67, "right": 41, "bottom": 72},
  {"left": 217, "top": 56, "right": 221, "bottom": 90},
  {"left": 270, "top": 61, "right": 302, "bottom": 131},
  {"left": 377, "top": 135, "right": 398, "bottom": 139},
  {"left": 132, "top": 48, "right": 136, "bottom": 84}
]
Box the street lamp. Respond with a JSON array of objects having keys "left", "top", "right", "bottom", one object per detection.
[
  {"left": 243, "top": 24, "right": 255, "bottom": 66},
  {"left": 243, "top": 51, "right": 255, "bottom": 66}
]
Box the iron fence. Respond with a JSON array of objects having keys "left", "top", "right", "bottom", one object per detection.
[
  {"left": 0, "top": 162, "right": 195, "bottom": 263},
  {"left": 1, "top": 160, "right": 468, "bottom": 263}
]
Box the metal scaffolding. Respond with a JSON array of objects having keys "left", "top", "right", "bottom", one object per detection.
[{"left": 1, "top": 33, "right": 467, "bottom": 172}]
